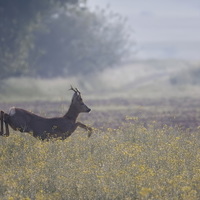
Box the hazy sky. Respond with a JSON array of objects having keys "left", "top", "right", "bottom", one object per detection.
[{"left": 87, "top": 0, "right": 200, "bottom": 60}]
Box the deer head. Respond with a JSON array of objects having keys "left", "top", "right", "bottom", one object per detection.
[{"left": 70, "top": 86, "right": 91, "bottom": 113}]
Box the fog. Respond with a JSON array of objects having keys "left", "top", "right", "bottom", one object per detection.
[
  {"left": 88, "top": 0, "right": 200, "bottom": 60},
  {"left": 1, "top": 0, "right": 200, "bottom": 101}
]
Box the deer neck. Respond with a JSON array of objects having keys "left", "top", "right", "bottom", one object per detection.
[{"left": 64, "top": 104, "right": 79, "bottom": 122}]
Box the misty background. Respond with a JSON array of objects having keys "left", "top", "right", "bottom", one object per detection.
[
  {"left": 0, "top": 0, "right": 200, "bottom": 101},
  {"left": 88, "top": 0, "right": 200, "bottom": 60}
]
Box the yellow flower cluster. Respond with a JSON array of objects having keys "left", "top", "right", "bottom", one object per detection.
[{"left": 0, "top": 122, "right": 200, "bottom": 199}]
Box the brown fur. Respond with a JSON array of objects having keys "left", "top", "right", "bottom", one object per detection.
[{"left": 0, "top": 88, "right": 92, "bottom": 140}]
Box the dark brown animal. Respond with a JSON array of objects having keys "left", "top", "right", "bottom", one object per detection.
[{"left": 0, "top": 87, "right": 92, "bottom": 140}]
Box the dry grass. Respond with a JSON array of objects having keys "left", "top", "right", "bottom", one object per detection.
[{"left": 0, "top": 121, "right": 200, "bottom": 200}]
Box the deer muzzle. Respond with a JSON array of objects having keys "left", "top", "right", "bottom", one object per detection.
[{"left": 86, "top": 108, "right": 91, "bottom": 113}]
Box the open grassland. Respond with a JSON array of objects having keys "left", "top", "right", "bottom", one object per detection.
[
  {"left": 0, "top": 97, "right": 200, "bottom": 200},
  {"left": 0, "top": 122, "right": 200, "bottom": 199},
  {"left": 1, "top": 60, "right": 200, "bottom": 199}
]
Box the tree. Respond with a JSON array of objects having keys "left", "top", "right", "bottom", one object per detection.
[
  {"left": 29, "top": 6, "right": 133, "bottom": 77},
  {"left": 0, "top": 0, "right": 80, "bottom": 79},
  {"left": 0, "top": 1, "right": 133, "bottom": 79}
]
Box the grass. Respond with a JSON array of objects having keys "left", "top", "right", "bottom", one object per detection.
[
  {"left": 0, "top": 122, "right": 200, "bottom": 199},
  {"left": 1, "top": 60, "right": 200, "bottom": 199}
]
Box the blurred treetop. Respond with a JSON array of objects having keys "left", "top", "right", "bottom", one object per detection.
[
  {"left": 0, "top": 0, "right": 132, "bottom": 79},
  {"left": 0, "top": 0, "right": 79, "bottom": 78}
]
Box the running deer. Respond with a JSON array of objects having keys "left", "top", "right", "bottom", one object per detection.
[{"left": 0, "top": 87, "right": 92, "bottom": 140}]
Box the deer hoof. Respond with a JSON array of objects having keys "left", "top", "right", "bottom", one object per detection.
[
  {"left": 4, "top": 132, "right": 9, "bottom": 137},
  {"left": 88, "top": 130, "right": 93, "bottom": 138}
]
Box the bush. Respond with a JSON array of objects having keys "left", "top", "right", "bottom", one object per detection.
[{"left": 170, "top": 65, "right": 200, "bottom": 86}]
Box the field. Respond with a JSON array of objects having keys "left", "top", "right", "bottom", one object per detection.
[
  {"left": 0, "top": 96, "right": 200, "bottom": 200},
  {"left": 1, "top": 60, "right": 200, "bottom": 199}
]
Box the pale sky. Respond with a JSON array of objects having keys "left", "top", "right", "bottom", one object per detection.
[{"left": 87, "top": 0, "right": 200, "bottom": 60}]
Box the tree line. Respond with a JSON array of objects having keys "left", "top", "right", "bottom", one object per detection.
[{"left": 0, "top": 0, "right": 133, "bottom": 79}]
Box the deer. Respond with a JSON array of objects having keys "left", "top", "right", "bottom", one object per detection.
[{"left": 0, "top": 87, "right": 92, "bottom": 140}]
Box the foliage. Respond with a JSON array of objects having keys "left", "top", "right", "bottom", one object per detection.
[
  {"left": 30, "top": 6, "right": 132, "bottom": 77},
  {"left": 170, "top": 64, "right": 200, "bottom": 85},
  {"left": 0, "top": 0, "right": 79, "bottom": 79},
  {"left": 0, "top": 0, "right": 132, "bottom": 79},
  {"left": 0, "top": 122, "right": 200, "bottom": 199}
]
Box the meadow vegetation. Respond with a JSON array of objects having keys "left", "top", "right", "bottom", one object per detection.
[
  {"left": 1, "top": 60, "right": 200, "bottom": 199},
  {"left": 0, "top": 121, "right": 200, "bottom": 199}
]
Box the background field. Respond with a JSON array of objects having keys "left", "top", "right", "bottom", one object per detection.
[{"left": 1, "top": 60, "right": 200, "bottom": 199}]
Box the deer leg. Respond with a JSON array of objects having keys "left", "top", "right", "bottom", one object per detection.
[
  {"left": 76, "top": 122, "right": 93, "bottom": 137},
  {"left": 3, "top": 113, "right": 10, "bottom": 137},
  {"left": 4, "top": 122, "right": 10, "bottom": 137},
  {"left": 0, "top": 111, "right": 4, "bottom": 135}
]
